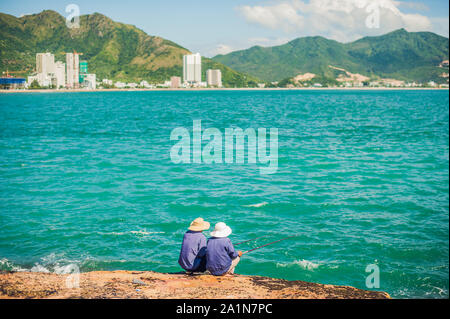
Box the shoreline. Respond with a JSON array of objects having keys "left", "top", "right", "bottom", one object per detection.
[
  {"left": 0, "top": 270, "right": 390, "bottom": 299},
  {"left": 0, "top": 87, "right": 448, "bottom": 94}
]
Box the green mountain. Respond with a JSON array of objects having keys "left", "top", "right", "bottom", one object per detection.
[
  {"left": 0, "top": 10, "right": 259, "bottom": 86},
  {"left": 213, "top": 29, "right": 449, "bottom": 83}
]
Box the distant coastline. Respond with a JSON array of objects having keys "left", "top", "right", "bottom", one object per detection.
[{"left": 1, "top": 87, "right": 448, "bottom": 94}]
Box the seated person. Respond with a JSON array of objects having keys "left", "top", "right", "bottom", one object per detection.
[
  {"left": 206, "top": 222, "right": 242, "bottom": 276},
  {"left": 178, "top": 217, "right": 210, "bottom": 273}
]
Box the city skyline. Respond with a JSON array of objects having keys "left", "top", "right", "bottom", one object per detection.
[
  {"left": 0, "top": 0, "right": 448, "bottom": 57},
  {"left": 24, "top": 51, "right": 226, "bottom": 90},
  {"left": 28, "top": 51, "right": 96, "bottom": 90}
]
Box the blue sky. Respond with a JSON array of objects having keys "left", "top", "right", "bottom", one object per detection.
[{"left": 1, "top": 0, "right": 448, "bottom": 57}]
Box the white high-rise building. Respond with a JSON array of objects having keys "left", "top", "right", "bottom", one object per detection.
[
  {"left": 183, "top": 53, "right": 202, "bottom": 84},
  {"left": 206, "top": 69, "right": 222, "bottom": 87},
  {"left": 53, "top": 61, "right": 66, "bottom": 88},
  {"left": 36, "top": 53, "right": 55, "bottom": 75},
  {"left": 83, "top": 74, "right": 96, "bottom": 90},
  {"left": 66, "top": 53, "right": 80, "bottom": 89},
  {"left": 33, "top": 53, "right": 56, "bottom": 87}
]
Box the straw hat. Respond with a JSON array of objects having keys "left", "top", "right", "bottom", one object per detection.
[
  {"left": 210, "top": 222, "right": 232, "bottom": 238},
  {"left": 188, "top": 217, "right": 210, "bottom": 231}
]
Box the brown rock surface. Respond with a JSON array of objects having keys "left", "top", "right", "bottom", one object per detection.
[{"left": 0, "top": 271, "right": 390, "bottom": 299}]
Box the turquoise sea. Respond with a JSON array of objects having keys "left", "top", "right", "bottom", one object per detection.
[{"left": 0, "top": 90, "right": 448, "bottom": 298}]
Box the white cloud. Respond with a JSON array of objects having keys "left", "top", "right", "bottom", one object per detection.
[
  {"left": 213, "top": 44, "right": 235, "bottom": 55},
  {"left": 248, "top": 37, "right": 290, "bottom": 46},
  {"left": 208, "top": 37, "right": 290, "bottom": 57},
  {"left": 237, "top": 0, "right": 436, "bottom": 42},
  {"left": 240, "top": 2, "right": 305, "bottom": 32},
  {"left": 397, "top": 1, "right": 429, "bottom": 12}
]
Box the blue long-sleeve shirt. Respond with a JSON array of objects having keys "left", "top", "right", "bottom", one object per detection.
[
  {"left": 206, "top": 237, "right": 239, "bottom": 276},
  {"left": 178, "top": 231, "right": 207, "bottom": 271}
]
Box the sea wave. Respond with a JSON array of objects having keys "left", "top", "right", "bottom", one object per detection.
[
  {"left": 276, "top": 259, "right": 321, "bottom": 271},
  {"left": 101, "top": 231, "right": 165, "bottom": 236},
  {"left": 0, "top": 258, "right": 28, "bottom": 272},
  {"left": 0, "top": 254, "right": 84, "bottom": 274},
  {"left": 0, "top": 254, "right": 132, "bottom": 274},
  {"left": 243, "top": 202, "right": 269, "bottom": 208},
  {"left": 130, "top": 230, "right": 165, "bottom": 236}
]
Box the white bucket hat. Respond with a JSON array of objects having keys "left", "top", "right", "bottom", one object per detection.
[{"left": 210, "top": 222, "right": 232, "bottom": 238}]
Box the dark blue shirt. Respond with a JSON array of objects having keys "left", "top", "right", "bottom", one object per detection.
[
  {"left": 178, "top": 231, "right": 207, "bottom": 271},
  {"left": 206, "top": 237, "right": 239, "bottom": 276}
]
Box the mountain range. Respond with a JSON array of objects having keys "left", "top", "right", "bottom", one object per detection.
[
  {"left": 0, "top": 10, "right": 259, "bottom": 87},
  {"left": 213, "top": 29, "right": 449, "bottom": 83},
  {"left": 1, "top": 10, "right": 448, "bottom": 86}
]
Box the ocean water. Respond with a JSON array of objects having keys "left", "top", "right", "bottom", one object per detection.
[{"left": 0, "top": 90, "right": 448, "bottom": 299}]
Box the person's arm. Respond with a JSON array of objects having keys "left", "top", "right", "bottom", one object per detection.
[{"left": 227, "top": 239, "right": 240, "bottom": 259}]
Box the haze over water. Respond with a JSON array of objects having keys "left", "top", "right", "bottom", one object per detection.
[{"left": 0, "top": 90, "right": 448, "bottom": 298}]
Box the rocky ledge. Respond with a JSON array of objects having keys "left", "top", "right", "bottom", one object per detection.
[{"left": 0, "top": 271, "right": 390, "bottom": 299}]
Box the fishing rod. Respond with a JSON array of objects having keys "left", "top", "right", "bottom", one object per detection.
[
  {"left": 242, "top": 235, "right": 298, "bottom": 255},
  {"left": 234, "top": 235, "right": 270, "bottom": 246}
]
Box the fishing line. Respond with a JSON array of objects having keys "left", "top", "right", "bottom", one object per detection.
[
  {"left": 242, "top": 235, "right": 298, "bottom": 255},
  {"left": 234, "top": 235, "right": 270, "bottom": 246}
]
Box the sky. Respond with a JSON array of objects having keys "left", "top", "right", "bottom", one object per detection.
[{"left": 1, "top": 0, "right": 448, "bottom": 57}]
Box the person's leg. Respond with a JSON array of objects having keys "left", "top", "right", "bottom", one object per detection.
[
  {"left": 186, "top": 258, "right": 201, "bottom": 273},
  {"left": 190, "top": 256, "right": 207, "bottom": 273},
  {"left": 196, "top": 255, "right": 207, "bottom": 272},
  {"left": 226, "top": 257, "right": 240, "bottom": 274}
]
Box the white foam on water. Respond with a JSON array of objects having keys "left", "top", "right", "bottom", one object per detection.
[
  {"left": 103, "top": 231, "right": 127, "bottom": 236},
  {"left": 243, "top": 202, "right": 269, "bottom": 208},
  {"left": 1, "top": 257, "right": 54, "bottom": 273},
  {"left": 30, "top": 264, "right": 51, "bottom": 273},
  {"left": 1, "top": 253, "right": 87, "bottom": 274},
  {"left": 102, "top": 231, "right": 165, "bottom": 236},
  {"left": 277, "top": 259, "right": 321, "bottom": 271},
  {"left": 0, "top": 258, "right": 28, "bottom": 272},
  {"left": 130, "top": 230, "right": 165, "bottom": 236},
  {"left": 423, "top": 285, "right": 448, "bottom": 298},
  {"left": 30, "top": 253, "right": 79, "bottom": 274}
]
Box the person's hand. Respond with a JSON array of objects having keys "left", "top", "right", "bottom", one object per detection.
[{"left": 238, "top": 251, "right": 243, "bottom": 257}]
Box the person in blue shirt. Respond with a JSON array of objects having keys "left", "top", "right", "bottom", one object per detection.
[
  {"left": 206, "top": 222, "right": 243, "bottom": 276},
  {"left": 178, "top": 217, "right": 210, "bottom": 273}
]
